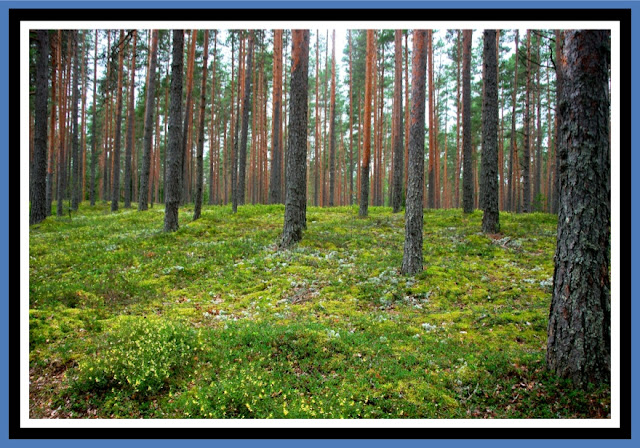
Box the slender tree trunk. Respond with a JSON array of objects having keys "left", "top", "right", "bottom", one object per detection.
[
  {"left": 164, "top": 30, "right": 185, "bottom": 232},
  {"left": 348, "top": 31, "right": 354, "bottom": 205},
  {"left": 480, "top": 30, "right": 500, "bottom": 233},
  {"left": 46, "top": 33, "right": 57, "bottom": 215},
  {"left": 462, "top": 30, "right": 474, "bottom": 213},
  {"left": 30, "top": 30, "right": 49, "bottom": 225},
  {"left": 522, "top": 30, "right": 532, "bottom": 213},
  {"left": 110, "top": 30, "right": 125, "bottom": 212},
  {"left": 181, "top": 30, "right": 197, "bottom": 205},
  {"left": 401, "top": 30, "right": 428, "bottom": 275},
  {"left": 547, "top": 30, "right": 610, "bottom": 388},
  {"left": 328, "top": 30, "right": 337, "bottom": 206},
  {"left": 89, "top": 31, "right": 98, "bottom": 206},
  {"left": 57, "top": 33, "right": 70, "bottom": 217},
  {"left": 238, "top": 31, "right": 254, "bottom": 207},
  {"left": 71, "top": 31, "right": 80, "bottom": 211},
  {"left": 392, "top": 30, "right": 404, "bottom": 213},
  {"left": 124, "top": 30, "right": 137, "bottom": 208},
  {"left": 280, "top": 30, "right": 310, "bottom": 248},
  {"left": 192, "top": 30, "right": 210, "bottom": 220},
  {"left": 507, "top": 30, "right": 519, "bottom": 212},
  {"left": 427, "top": 30, "right": 436, "bottom": 209},
  {"left": 269, "top": 29, "right": 283, "bottom": 204},
  {"left": 138, "top": 30, "right": 158, "bottom": 211},
  {"left": 80, "top": 35, "right": 87, "bottom": 204},
  {"left": 552, "top": 30, "right": 564, "bottom": 215},
  {"left": 454, "top": 30, "right": 462, "bottom": 209},
  {"left": 534, "top": 35, "right": 543, "bottom": 211},
  {"left": 359, "top": 30, "right": 375, "bottom": 218}
]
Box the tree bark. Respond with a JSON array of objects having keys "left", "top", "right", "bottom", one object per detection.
[
  {"left": 280, "top": 30, "right": 310, "bottom": 248},
  {"left": 328, "top": 30, "right": 337, "bottom": 207},
  {"left": 462, "top": 30, "right": 474, "bottom": 214},
  {"left": 359, "top": 30, "right": 375, "bottom": 218},
  {"left": 164, "top": 30, "right": 184, "bottom": 232},
  {"left": 124, "top": 31, "right": 137, "bottom": 208},
  {"left": 269, "top": 29, "right": 283, "bottom": 204},
  {"left": 401, "top": 30, "right": 427, "bottom": 275},
  {"left": 110, "top": 30, "right": 125, "bottom": 212},
  {"left": 522, "top": 30, "right": 532, "bottom": 213},
  {"left": 238, "top": 31, "right": 254, "bottom": 207},
  {"left": 138, "top": 30, "right": 158, "bottom": 211},
  {"left": 552, "top": 30, "right": 564, "bottom": 215},
  {"left": 392, "top": 30, "right": 404, "bottom": 213},
  {"left": 480, "top": 30, "right": 500, "bottom": 234},
  {"left": 89, "top": 31, "right": 98, "bottom": 206},
  {"left": 30, "top": 30, "right": 49, "bottom": 225},
  {"left": 193, "top": 30, "right": 209, "bottom": 221},
  {"left": 547, "top": 30, "right": 610, "bottom": 388}
]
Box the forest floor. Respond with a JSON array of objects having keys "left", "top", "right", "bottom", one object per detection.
[{"left": 28, "top": 203, "right": 610, "bottom": 419}]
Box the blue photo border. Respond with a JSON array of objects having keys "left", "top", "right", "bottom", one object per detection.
[{"left": 1, "top": 0, "right": 635, "bottom": 445}]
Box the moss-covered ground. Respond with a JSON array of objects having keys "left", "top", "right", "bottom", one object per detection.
[{"left": 28, "top": 202, "right": 610, "bottom": 419}]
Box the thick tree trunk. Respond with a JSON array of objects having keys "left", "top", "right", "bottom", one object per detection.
[
  {"left": 164, "top": 30, "right": 185, "bottom": 232},
  {"left": 30, "top": 30, "right": 49, "bottom": 225},
  {"left": 280, "top": 30, "right": 310, "bottom": 248},
  {"left": 401, "top": 30, "right": 427, "bottom": 275},
  {"left": 547, "top": 30, "right": 610, "bottom": 388},
  {"left": 392, "top": 30, "right": 404, "bottom": 213},
  {"left": 124, "top": 31, "right": 137, "bottom": 208},
  {"left": 193, "top": 30, "right": 209, "bottom": 221},
  {"left": 480, "top": 30, "right": 500, "bottom": 234},
  {"left": 359, "top": 30, "right": 375, "bottom": 218},
  {"left": 138, "top": 30, "right": 158, "bottom": 211},
  {"left": 462, "top": 30, "right": 474, "bottom": 214}
]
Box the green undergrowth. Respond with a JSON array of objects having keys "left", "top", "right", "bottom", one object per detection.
[{"left": 28, "top": 202, "right": 610, "bottom": 419}]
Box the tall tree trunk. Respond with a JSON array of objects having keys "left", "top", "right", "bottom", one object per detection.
[
  {"left": 534, "top": 34, "right": 543, "bottom": 211},
  {"left": 454, "top": 30, "right": 462, "bottom": 209},
  {"left": 238, "top": 31, "right": 254, "bottom": 207},
  {"left": 80, "top": 35, "right": 87, "bottom": 204},
  {"left": 124, "top": 31, "right": 137, "bottom": 208},
  {"left": 111, "top": 30, "right": 125, "bottom": 212},
  {"left": 428, "top": 30, "right": 435, "bottom": 209},
  {"left": 71, "top": 31, "right": 80, "bottom": 211},
  {"left": 181, "top": 30, "right": 197, "bottom": 205},
  {"left": 30, "top": 30, "right": 49, "bottom": 225},
  {"left": 269, "top": 29, "right": 283, "bottom": 204},
  {"left": 280, "top": 30, "right": 310, "bottom": 248},
  {"left": 208, "top": 31, "right": 218, "bottom": 205},
  {"left": 138, "top": 30, "right": 158, "bottom": 211},
  {"left": 547, "top": 30, "right": 610, "bottom": 388},
  {"left": 392, "top": 30, "right": 404, "bottom": 213},
  {"left": 164, "top": 30, "right": 185, "bottom": 232},
  {"left": 359, "top": 30, "right": 375, "bottom": 218},
  {"left": 522, "top": 30, "right": 532, "bottom": 213},
  {"left": 462, "top": 30, "right": 474, "bottom": 214},
  {"left": 89, "top": 31, "right": 98, "bottom": 206},
  {"left": 57, "top": 33, "right": 70, "bottom": 217},
  {"left": 401, "top": 30, "right": 428, "bottom": 275},
  {"left": 348, "top": 31, "right": 354, "bottom": 205},
  {"left": 46, "top": 33, "right": 57, "bottom": 215},
  {"left": 507, "top": 30, "right": 519, "bottom": 212},
  {"left": 193, "top": 30, "right": 210, "bottom": 220},
  {"left": 480, "top": 30, "right": 500, "bottom": 234},
  {"left": 552, "top": 30, "right": 564, "bottom": 215},
  {"left": 328, "top": 30, "right": 337, "bottom": 207}
]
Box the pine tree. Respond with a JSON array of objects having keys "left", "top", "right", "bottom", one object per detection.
[
  {"left": 547, "top": 30, "right": 610, "bottom": 388},
  {"left": 269, "top": 29, "right": 283, "bottom": 204},
  {"left": 164, "top": 30, "right": 184, "bottom": 232},
  {"left": 193, "top": 30, "right": 209, "bottom": 221},
  {"left": 124, "top": 31, "right": 137, "bottom": 208},
  {"left": 111, "top": 30, "right": 125, "bottom": 212},
  {"left": 462, "top": 30, "right": 473, "bottom": 214},
  {"left": 280, "top": 30, "right": 310, "bottom": 248},
  {"left": 391, "top": 29, "right": 404, "bottom": 213},
  {"left": 30, "top": 30, "right": 49, "bottom": 225},
  {"left": 359, "top": 30, "right": 375, "bottom": 218},
  {"left": 401, "top": 30, "right": 428, "bottom": 275},
  {"left": 139, "top": 30, "right": 159, "bottom": 211}
]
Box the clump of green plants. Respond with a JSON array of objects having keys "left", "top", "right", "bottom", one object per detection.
[{"left": 72, "top": 316, "right": 200, "bottom": 396}]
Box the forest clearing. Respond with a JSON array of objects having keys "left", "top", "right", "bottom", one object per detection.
[
  {"left": 27, "top": 27, "right": 612, "bottom": 420},
  {"left": 29, "top": 203, "right": 609, "bottom": 418}
]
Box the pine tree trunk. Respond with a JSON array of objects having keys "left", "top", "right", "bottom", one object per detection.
[
  {"left": 462, "top": 30, "right": 474, "bottom": 214},
  {"left": 392, "top": 30, "right": 404, "bottom": 213},
  {"left": 138, "top": 30, "right": 158, "bottom": 211},
  {"left": 57, "top": 33, "right": 70, "bottom": 217},
  {"left": 547, "top": 30, "right": 610, "bottom": 388},
  {"left": 269, "top": 29, "right": 283, "bottom": 204},
  {"left": 328, "top": 30, "right": 337, "bottom": 207},
  {"left": 124, "top": 31, "right": 137, "bottom": 208},
  {"left": 522, "top": 30, "right": 532, "bottom": 213},
  {"left": 164, "top": 30, "right": 184, "bottom": 232},
  {"left": 30, "top": 30, "right": 49, "bottom": 225},
  {"left": 552, "top": 30, "right": 564, "bottom": 215},
  {"left": 238, "top": 31, "right": 254, "bottom": 207},
  {"left": 454, "top": 31, "right": 462, "bottom": 209},
  {"left": 46, "top": 33, "right": 57, "bottom": 215},
  {"left": 193, "top": 30, "right": 209, "bottom": 221},
  {"left": 507, "top": 31, "right": 519, "bottom": 212},
  {"left": 359, "top": 30, "right": 375, "bottom": 218},
  {"left": 534, "top": 35, "right": 543, "bottom": 211},
  {"left": 280, "top": 30, "right": 310, "bottom": 248},
  {"left": 110, "top": 30, "right": 125, "bottom": 212},
  {"left": 401, "top": 30, "right": 427, "bottom": 275},
  {"left": 480, "top": 30, "right": 500, "bottom": 234},
  {"left": 181, "top": 30, "right": 197, "bottom": 205},
  {"left": 90, "top": 31, "right": 98, "bottom": 206},
  {"left": 71, "top": 31, "right": 80, "bottom": 211},
  {"left": 427, "top": 30, "right": 435, "bottom": 209}
]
